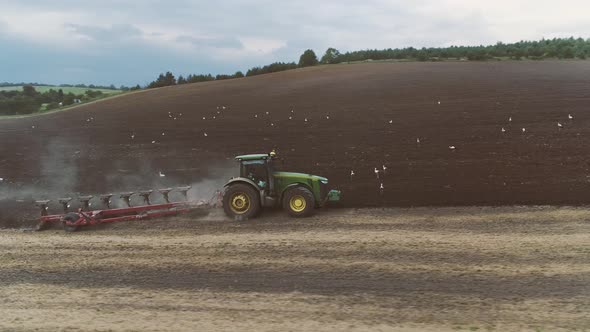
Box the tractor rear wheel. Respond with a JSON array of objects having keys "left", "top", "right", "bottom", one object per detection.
[
  {"left": 223, "top": 183, "right": 260, "bottom": 220},
  {"left": 283, "top": 186, "right": 315, "bottom": 218},
  {"left": 62, "top": 212, "right": 80, "bottom": 232}
]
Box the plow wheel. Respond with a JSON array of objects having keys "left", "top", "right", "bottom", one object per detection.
[
  {"left": 223, "top": 183, "right": 260, "bottom": 220},
  {"left": 62, "top": 212, "right": 81, "bottom": 232},
  {"left": 283, "top": 186, "right": 315, "bottom": 218}
]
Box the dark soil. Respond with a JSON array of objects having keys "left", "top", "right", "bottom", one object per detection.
[{"left": 2, "top": 61, "right": 590, "bottom": 226}]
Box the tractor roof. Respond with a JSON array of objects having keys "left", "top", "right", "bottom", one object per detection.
[{"left": 235, "top": 153, "right": 271, "bottom": 161}]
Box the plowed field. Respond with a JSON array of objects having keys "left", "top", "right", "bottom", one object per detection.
[{"left": 2, "top": 61, "right": 590, "bottom": 224}]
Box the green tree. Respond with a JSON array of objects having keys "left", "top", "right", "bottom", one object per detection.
[
  {"left": 320, "top": 48, "right": 341, "bottom": 64},
  {"left": 148, "top": 71, "right": 177, "bottom": 88},
  {"left": 298, "top": 49, "right": 319, "bottom": 67},
  {"left": 22, "top": 85, "right": 37, "bottom": 97},
  {"left": 163, "top": 71, "right": 176, "bottom": 85},
  {"left": 177, "top": 75, "right": 187, "bottom": 84}
]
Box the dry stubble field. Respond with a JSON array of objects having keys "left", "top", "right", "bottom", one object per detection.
[{"left": 0, "top": 206, "right": 588, "bottom": 331}]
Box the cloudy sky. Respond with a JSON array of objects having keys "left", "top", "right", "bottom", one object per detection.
[{"left": 1, "top": 0, "right": 589, "bottom": 86}]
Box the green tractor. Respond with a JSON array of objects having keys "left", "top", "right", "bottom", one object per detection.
[{"left": 222, "top": 151, "right": 341, "bottom": 219}]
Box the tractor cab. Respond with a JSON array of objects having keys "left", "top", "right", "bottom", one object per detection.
[
  {"left": 236, "top": 153, "right": 276, "bottom": 193},
  {"left": 223, "top": 151, "right": 341, "bottom": 219}
]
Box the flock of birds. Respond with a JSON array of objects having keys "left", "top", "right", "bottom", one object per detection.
[
  {"left": 12, "top": 100, "right": 576, "bottom": 197},
  {"left": 115, "top": 100, "right": 579, "bottom": 195},
  {"left": 346, "top": 100, "right": 577, "bottom": 195}
]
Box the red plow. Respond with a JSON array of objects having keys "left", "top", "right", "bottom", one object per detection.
[{"left": 35, "top": 186, "right": 222, "bottom": 232}]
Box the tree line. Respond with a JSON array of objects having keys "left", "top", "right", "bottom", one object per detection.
[
  {"left": 3, "top": 37, "right": 589, "bottom": 107},
  {"left": 145, "top": 37, "right": 590, "bottom": 89},
  {"left": 146, "top": 49, "right": 320, "bottom": 88},
  {"left": 329, "top": 37, "right": 590, "bottom": 63},
  {"left": 0, "top": 85, "right": 107, "bottom": 116},
  {"left": 0, "top": 82, "right": 126, "bottom": 90}
]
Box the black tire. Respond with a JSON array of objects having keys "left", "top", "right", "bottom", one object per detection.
[
  {"left": 62, "top": 212, "right": 81, "bottom": 232},
  {"left": 223, "top": 183, "right": 261, "bottom": 220},
  {"left": 282, "top": 186, "right": 315, "bottom": 218}
]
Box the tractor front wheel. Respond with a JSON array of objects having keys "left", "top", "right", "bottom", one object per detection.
[
  {"left": 223, "top": 183, "right": 260, "bottom": 220},
  {"left": 283, "top": 186, "right": 315, "bottom": 218}
]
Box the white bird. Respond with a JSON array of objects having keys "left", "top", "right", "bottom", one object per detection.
[
  {"left": 304, "top": 118, "right": 308, "bottom": 122},
  {"left": 288, "top": 116, "right": 292, "bottom": 120},
  {"left": 437, "top": 101, "right": 441, "bottom": 105},
  {"left": 173, "top": 117, "right": 177, "bottom": 120},
  {"left": 522, "top": 128, "right": 526, "bottom": 133},
  {"left": 568, "top": 114, "right": 573, "bottom": 120},
  {"left": 265, "top": 111, "right": 269, "bottom": 115},
  {"left": 179, "top": 113, "right": 183, "bottom": 116},
  {"left": 0, "top": 177, "right": 4, "bottom": 182},
  {"left": 131, "top": 133, "right": 135, "bottom": 139},
  {"left": 326, "top": 115, "right": 330, "bottom": 120},
  {"left": 213, "top": 116, "right": 216, "bottom": 119},
  {"left": 557, "top": 122, "right": 563, "bottom": 128},
  {"left": 204, "top": 132, "right": 208, "bottom": 137},
  {"left": 380, "top": 183, "right": 384, "bottom": 190},
  {"left": 501, "top": 127, "right": 506, "bottom": 133},
  {"left": 217, "top": 111, "right": 220, "bottom": 114},
  {"left": 254, "top": 114, "right": 258, "bottom": 118},
  {"left": 271, "top": 123, "right": 274, "bottom": 126},
  {"left": 159, "top": 171, "right": 165, "bottom": 177},
  {"left": 216, "top": 106, "right": 220, "bottom": 110},
  {"left": 350, "top": 170, "right": 355, "bottom": 177},
  {"left": 382, "top": 165, "right": 387, "bottom": 173},
  {"left": 151, "top": 140, "right": 156, "bottom": 144},
  {"left": 222, "top": 106, "right": 226, "bottom": 110},
  {"left": 291, "top": 109, "right": 294, "bottom": 114},
  {"left": 161, "top": 132, "right": 165, "bottom": 136},
  {"left": 449, "top": 145, "right": 456, "bottom": 150},
  {"left": 203, "top": 117, "right": 206, "bottom": 120},
  {"left": 509, "top": 117, "right": 512, "bottom": 122},
  {"left": 416, "top": 138, "right": 420, "bottom": 144},
  {"left": 31, "top": 125, "right": 35, "bottom": 129},
  {"left": 389, "top": 120, "right": 393, "bottom": 124},
  {"left": 374, "top": 168, "right": 380, "bottom": 179}
]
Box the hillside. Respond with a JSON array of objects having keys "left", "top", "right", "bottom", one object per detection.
[{"left": 1, "top": 61, "right": 590, "bottom": 218}]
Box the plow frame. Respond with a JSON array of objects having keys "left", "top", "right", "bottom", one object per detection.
[{"left": 36, "top": 188, "right": 223, "bottom": 232}]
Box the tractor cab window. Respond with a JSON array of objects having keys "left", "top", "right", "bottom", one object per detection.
[{"left": 241, "top": 160, "right": 268, "bottom": 189}]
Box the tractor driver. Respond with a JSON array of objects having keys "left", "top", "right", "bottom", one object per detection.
[{"left": 244, "top": 161, "right": 268, "bottom": 189}]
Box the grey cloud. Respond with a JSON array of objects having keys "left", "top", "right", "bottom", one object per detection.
[
  {"left": 64, "top": 23, "right": 142, "bottom": 42},
  {"left": 3, "top": 0, "right": 589, "bottom": 86},
  {"left": 176, "top": 35, "right": 242, "bottom": 49}
]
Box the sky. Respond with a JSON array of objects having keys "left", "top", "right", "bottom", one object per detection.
[{"left": 1, "top": 0, "right": 589, "bottom": 86}]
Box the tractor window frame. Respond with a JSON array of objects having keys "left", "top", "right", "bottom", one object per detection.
[{"left": 240, "top": 160, "right": 268, "bottom": 180}]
